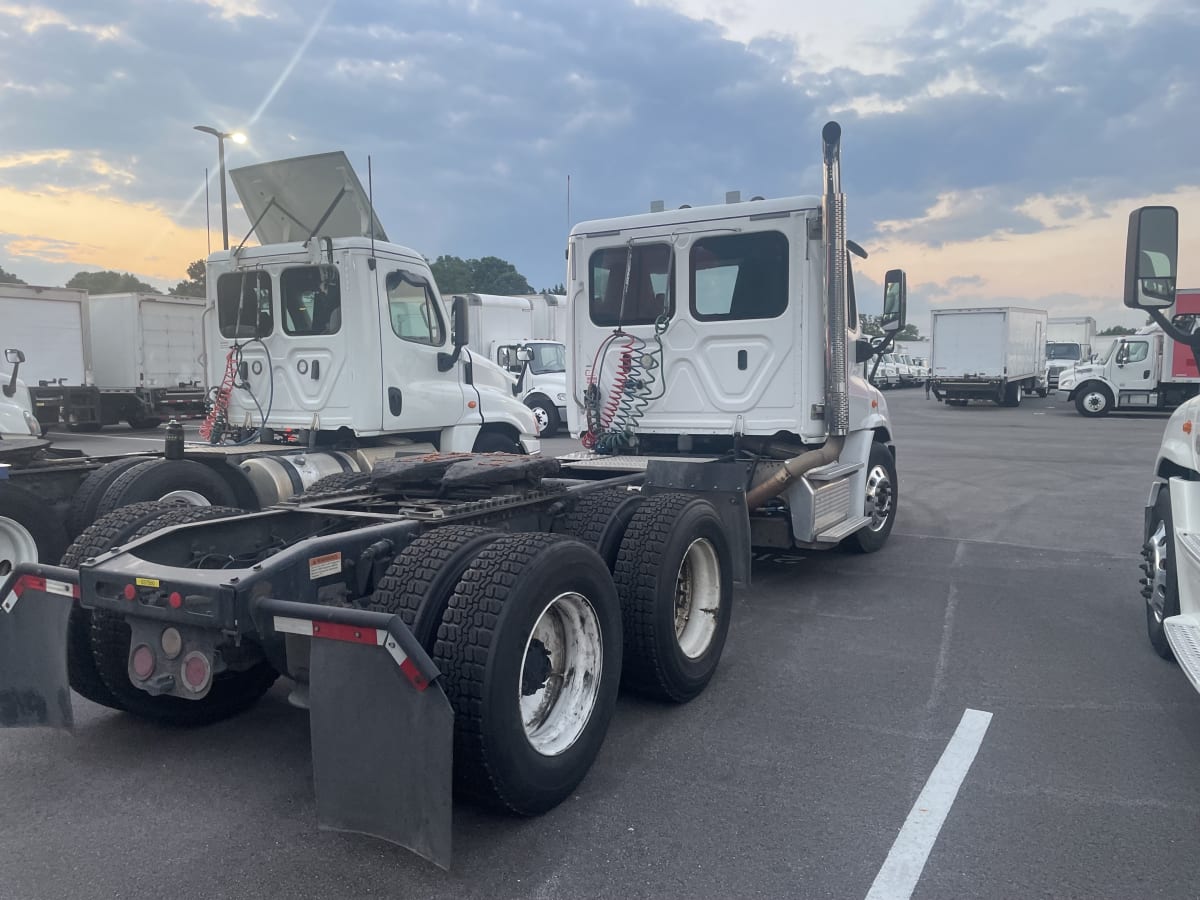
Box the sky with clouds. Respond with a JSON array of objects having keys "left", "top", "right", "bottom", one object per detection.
[{"left": 0, "top": 0, "right": 1197, "bottom": 329}]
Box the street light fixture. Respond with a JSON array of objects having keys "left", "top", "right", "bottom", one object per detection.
[{"left": 193, "top": 125, "right": 247, "bottom": 250}]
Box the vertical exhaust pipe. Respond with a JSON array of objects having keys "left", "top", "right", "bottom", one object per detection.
[
  {"left": 746, "top": 122, "right": 849, "bottom": 510},
  {"left": 821, "top": 121, "right": 850, "bottom": 438}
]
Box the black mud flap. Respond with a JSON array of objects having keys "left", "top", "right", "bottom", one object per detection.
[
  {"left": 0, "top": 565, "right": 80, "bottom": 728},
  {"left": 253, "top": 597, "right": 454, "bottom": 869}
]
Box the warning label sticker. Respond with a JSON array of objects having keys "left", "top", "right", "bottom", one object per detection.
[
  {"left": 135, "top": 577, "right": 160, "bottom": 588},
  {"left": 309, "top": 552, "right": 342, "bottom": 580}
]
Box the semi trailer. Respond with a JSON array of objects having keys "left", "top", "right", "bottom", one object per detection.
[{"left": 0, "top": 122, "right": 905, "bottom": 868}]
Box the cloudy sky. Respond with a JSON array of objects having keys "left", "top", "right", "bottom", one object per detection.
[{"left": 1, "top": 0, "right": 1197, "bottom": 329}]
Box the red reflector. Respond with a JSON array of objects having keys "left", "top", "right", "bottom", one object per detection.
[
  {"left": 13, "top": 575, "right": 46, "bottom": 597},
  {"left": 123, "top": 584, "right": 137, "bottom": 601},
  {"left": 311, "top": 621, "right": 378, "bottom": 645},
  {"left": 168, "top": 591, "right": 183, "bottom": 609},
  {"left": 400, "top": 657, "right": 429, "bottom": 692},
  {"left": 131, "top": 644, "right": 155, "bottom": 680}
]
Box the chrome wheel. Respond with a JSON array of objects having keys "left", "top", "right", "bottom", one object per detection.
[
  {"left": 530, "top": 405, "right": 551, "bottom": 435},
  {"left": 156, "top": 490, "right": 210, "bottom": 506},
  {"left": 519, "top": 591, "right": 604, "bottom": 757},
  {"left": 1082, "top": 390, "right": 1108, "bottom": 414},
  {"left": 864, "top": 464, "right": 894, "bottom": 533},
  {"left": 1144, "top": 520, "right": 1170, "bottom": 621},
  {"left": 673, "top": 538, "right": 721, "bottom": 659},
  {"left": 0, "top": 514, "right": 38, "bottom": 577}
]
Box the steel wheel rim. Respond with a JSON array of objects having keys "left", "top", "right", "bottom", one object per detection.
[
  {"left": 674, "top": 538, "right": 721, "bottom": 659},
  {"left": 519, "top": 591, "right": 603, "bottom": 757},
  {"left": 0, "top": 515, "right": 38, "bottom": 578},
  {"left": 157, "top": 490, "right": 210, "bottom": 506},
  {"left": 864, "top": 464, "right": 894, "bottom": 533},
  {"left": 1146, "top": 520, "right": 1170, "bottom": 621},
  {"left": 1083, "top": 391, "right": 1107, "bottom": 412},
  {"left": 531, "top": 406, "right": 550, "bottom": 433}
]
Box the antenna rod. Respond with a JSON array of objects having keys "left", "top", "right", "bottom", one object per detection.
[
  {"left": 566, "top": 173, "right": 571, "bottom": 234},
  {"left": 368, "top": 155, "right": 375, "bottom": 257},
  {"left": 205, "top": 167, "right": 211, "bottom": 256}
]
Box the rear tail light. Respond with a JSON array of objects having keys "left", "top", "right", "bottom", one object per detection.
[
  {"left": 181, "top": 651, "right": 212, "bottom": 693},
  {"left": 131, "top": 644, "right": 155, "bottom": 680}
]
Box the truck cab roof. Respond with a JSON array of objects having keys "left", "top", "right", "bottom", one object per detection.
[{"left": 570, "top": 194, "right": 820, "bottom": 237}]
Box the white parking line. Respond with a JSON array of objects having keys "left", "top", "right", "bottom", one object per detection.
[{"left": 865, "top": 708, "right": 993, "bottom": 900}]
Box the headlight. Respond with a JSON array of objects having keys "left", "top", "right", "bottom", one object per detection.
[
  {"left": 23, "top": 410, "right": 39, "bottom": 435},
  {"left": 556, "top": 392, "right": 566, "bottom": 403}
]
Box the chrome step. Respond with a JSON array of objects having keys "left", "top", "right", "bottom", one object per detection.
[
  {"left": 1165, "top": 615, "right": 1200, "bottom": 695},
  {"left": 816, "top": 514, "right": 871, "bottom": 543},
  {"left": 806, "top": 461, "right": 864, "bottom": 483}
]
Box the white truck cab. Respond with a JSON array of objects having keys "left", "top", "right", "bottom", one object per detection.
[
  {"left": 208, "top": 153, "right": 538, "bottom": 455},
  {"left": 1123, "top": 205, "right": 1200, "bottom": 690},
  {"left": 0, "top": 350, "right": 41, "bottom": 439},
  {"left": 496, "top": 339, "right": 568, "bottom": 435}
]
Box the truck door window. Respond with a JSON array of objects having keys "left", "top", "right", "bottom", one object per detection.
[
  {"left": 1120, "top": 341, "right": 1149, "bottom": 364},
  {"left": 589, "top": 244, "right": 674, "bottom": 327},
  {"left": 217, "top": 271, "right": 273, "bottom": 339},
  {"left": 386, "top": 270, "right": 445, "bottom": 346},
  {"left": 689, "top": 231, "right": 788, "bottom": 321},
  {"left": 281, "top": 265, "right": 341, "bottom": 335}
]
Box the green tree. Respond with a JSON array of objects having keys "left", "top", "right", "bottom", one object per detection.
[
  {"left": 1098, "top": 325, "right": 1137, "bottom": 336},
  {"left": 66, "top": 270, "right": 158, "bottom": 294},
  {"left": 0, "top": 264, "right": 26, "bottom": 285},
  {"left": 172, "top": 259, "right": 206, "bottom": 297},
  {"left": 542, "top": 283, "right": 566, "bottom": 295},
  {"left": 428, "top": 254, "right": 533, "bottom": 295},
  {"left": 897, "top": 323, "right": 922, "bottom": 340}
]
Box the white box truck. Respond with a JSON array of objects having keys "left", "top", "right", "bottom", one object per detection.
[
  {"left": 454, "top": 292, "right": 570, "bottom": 434},
  {"left": 1045, "top": 315, "right": 1097, "bottom": 390},
  {"left": 930, "top": 306, "right": 1048, "bottom": 406},
  {"left": 0, "top": 286, "right": 209, "bottom": 430}
]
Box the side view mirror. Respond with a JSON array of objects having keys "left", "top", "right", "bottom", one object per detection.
[
  {"left": 1124, "top": 206, "right": 1178, "bottom": 310},
  {"left": 516, "top": 346, "right": 534, "bottom": 363},
  {"left": 5, "top": 349, "right": 24, "bottom": 365},
  {"left": 451, "top": 296, "right": 469, "bottom": 350},
  {"left": 854, "top": 337, "right": 875, "bottom": 364},
  {"left": 3, "top": 347, "right": 23, "bottom": 398},
  {"left": 882, "top": 269, "right": 907, "bottom": 334}
]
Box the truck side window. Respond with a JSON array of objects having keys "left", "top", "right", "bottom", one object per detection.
[
  {"left": 1123, "top": 341, "right": 1149, "bottom": 364},
  {"left": 689, "top": 231, "right": 788, "bottom": 321},
  {"left": 589, "top": 244, "right": 674, "bottom": 327},
  {"left": 281, "top": 265, "right": 341, "bottom": 336},
  {"left": 386, "top": 270, "right": 445, "bottom": 346},
  {"left": 217, "top": 272, "right": 273, "bottom": 339}
]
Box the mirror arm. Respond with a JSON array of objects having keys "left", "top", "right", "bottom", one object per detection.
[
  {"left": 1145, "top": 307, "right": 1200, "bottom": 359},
  {"left": 868, "top": 332, "right": 897, "bottom": 384},
  {"left": 3, "top": 360, "right": 18, "bottom": 398}
]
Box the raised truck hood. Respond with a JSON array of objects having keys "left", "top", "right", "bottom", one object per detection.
[{"left": 229, "top": 151, "right": 389, "bottom": 246}]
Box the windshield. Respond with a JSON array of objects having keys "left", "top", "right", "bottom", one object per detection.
[
  {"left": 1097, "top": 342, "right": 1118, "bottom": 364},
  {"left": 1046, "top": 342, "right": 1081, "bottom": 361},
  {"left": 528, "top": 342, "right": 566, "bottom": 375}
]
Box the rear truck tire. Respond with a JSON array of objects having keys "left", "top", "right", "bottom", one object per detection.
[
  {"left": 0, "top": 481, "right": 68, "bottom": 578},
  {"left": 1002, "top": 382, "right": 1022, "bottom": 407},
  {"left": 843, "top": 442, "right": 898, "bottom": 554},
  {"left": 304, "top": 471, "right": 372, "bottom": 495},
  {"left": 366, "top": 525, "right": 504, "bottom": 651},
  {"left": 1144, "top": 488, "right": 1179, "bottom": 661},
  {"left": 66, "top": 456, "right": 152, "bottom": 537},
  {"left": 434, "top": 533, "right": 622, "bottom": 814},
  {"left": 1036, "top": 388, "right": 1048, "bottom": 398},
  {"left": 60, "top": 501, "right": 200, "bottom": 711},
  {"left": 90, "top": 504, "right": 278, "bottom": 726},
  {"left": 473, "top": 430, "right": 523, "bottom": 454},
  {"left": 1075, "top": 382, "right": 1113, "bottom": 417},
  {"left": 526, "top": 397, "right": 560, "bottom": 437},
  {"left": 554, "top": 487, "right": 644, "bottom": 570},
  {"left": 95, "top": 458, "right": 241, "bottom": 520},
  {"left": 127, "top": 416, "right": 162, "bottom": 430},
  {"left": 611, "top": 493, "right": 733, "bottom": 703}
]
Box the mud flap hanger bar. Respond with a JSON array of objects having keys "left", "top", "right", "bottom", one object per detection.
[
  {"left": 248, "top": 596, "right": 455, "bottom": 869},
  {"left": 0, "top": 563, "right": 81, "bottom": 729}
]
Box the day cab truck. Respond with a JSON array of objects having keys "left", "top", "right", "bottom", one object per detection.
[
  {"left": 1044, "top": 315, "right": 1097, "bottom": 391},
  {"left": 0, "top": 150, "right": 538, "bottom": 594},
  {"left": 1120, "top": 206, "right": 1200, "bottom": 695},
  {"left": 1056, "top": 291, "right": 1200, "bottom": 417},
  {"left": 0, "top": 287, "right": 209, "bottom": 431},
  {"left": 0, "top": 122, "right": 905, "bottom": 869},
  {"left": 930, "top": 306, "right": 1048, "bottom": 406}
]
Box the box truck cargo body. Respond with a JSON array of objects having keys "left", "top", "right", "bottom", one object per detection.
[{"left": 930, "top": 306, "right": 1048, "bottom": 406}]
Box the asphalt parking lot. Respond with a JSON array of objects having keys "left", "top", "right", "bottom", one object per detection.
[{"left": 9, "top": 391, "right": 1200, "bottom": 899}]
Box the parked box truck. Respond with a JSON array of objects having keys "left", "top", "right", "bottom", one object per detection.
[
  {"left": 0, "top": 285, "right": 208, "bottom": 430},
  {"left": 930, "top": 306, "right": 1048, "bottom": 406},
  {"left": 1045, "top": 315, "right": 1098, "bottom": 390}
]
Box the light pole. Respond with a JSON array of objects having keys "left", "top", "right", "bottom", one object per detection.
[{"left": 193, "top": 126, "right": 246, "bottom": 250}]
